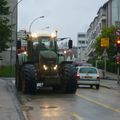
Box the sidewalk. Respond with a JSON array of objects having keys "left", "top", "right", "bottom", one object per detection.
[
  {"left": 0, "top": 78, "right": 25, "bottom": 120},
  {"left": 100, "top": 79, "right": 120, "bottom": 90},
  {"left": 99, "top": 69, "right": 118, "bottom": 80},
  {"left": 99, "top": 70, "right": 120, "bottom": 90}
]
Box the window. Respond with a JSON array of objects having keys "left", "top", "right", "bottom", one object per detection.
[
  {"left": 78, "top": 34, "right": 86, "bottom": 38},
  {"left": 82, "top": 41, "right": 85, "bottom": 44},
  {"left": 79, "top": 68, "right": 97, "bottom": 74}
]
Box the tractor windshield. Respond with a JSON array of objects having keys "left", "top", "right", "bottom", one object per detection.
[
  {"left": 33, "top": 36, "right": 55, "bottom": 50},
  {"left": 39, "top": 38, "right": 50, "bottom": 49}
]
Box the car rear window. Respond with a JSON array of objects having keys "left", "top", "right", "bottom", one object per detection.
[{"left": 79, "top": 68, "right": 97, "bottom": 74}]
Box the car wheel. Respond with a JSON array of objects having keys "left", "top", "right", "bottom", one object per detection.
[
  {"left": 96, "top": 85, "right": 100, "bottom": 90},
  {"left": 90, "top": 85, "right": 93, "bottom": 88}
]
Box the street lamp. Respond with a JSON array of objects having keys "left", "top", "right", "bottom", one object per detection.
[
  {"left": 28, "top": 16, "right": 44, "bottom": 33},
  {"left": 10, "top": 0, "right": 23, "bottom": 65}
]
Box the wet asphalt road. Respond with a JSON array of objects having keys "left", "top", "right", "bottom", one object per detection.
[{"left": 17, "top": 85, "right": 120, "bottom": 120}]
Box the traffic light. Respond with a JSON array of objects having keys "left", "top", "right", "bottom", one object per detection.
[
  {"left": 116, "top": 38, "right": 120, "bottom": 53},
  {"left": 16, "top": 40, "right": 21, "bottom": 49},
  {"left": 68, "top": 39, "right": 73, "bottom": 49},
  {"left": 115, "top": 56, "right": 120, "bottom": 64}
]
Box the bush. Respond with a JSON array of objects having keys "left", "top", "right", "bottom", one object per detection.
[
  {"left": 88, "top": 59, "right": 118, "bottom": 74},
  {"left": 0, "top": 65, "right": 15, "bottom": 77}
]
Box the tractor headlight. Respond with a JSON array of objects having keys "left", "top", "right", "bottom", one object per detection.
[
  {"left": 23, "top": 51, "right": 28, "bottom": 56},
  {"left": 53, "top": 65, "right": 58, "bottom": 70},
  {"left": 43, "top": 65, "right": 48, "bottom": 70}
]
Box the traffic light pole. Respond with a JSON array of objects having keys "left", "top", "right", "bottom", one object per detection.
[
  {"left": 117, "top": 52, "right": 120, "bottom": 84},
  {"left": 117, "top": 64, "right": 120, "bottom": 84},
  {"left": 102, "top": 48, "right": 108, "bottom": 78},
  {"left": 115, "top": 36, "right": 120, "bottom": 84}
]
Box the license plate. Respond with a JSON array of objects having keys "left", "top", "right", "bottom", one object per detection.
[{"left": 84, "top": 76, "right": 92, "bottom": 78}]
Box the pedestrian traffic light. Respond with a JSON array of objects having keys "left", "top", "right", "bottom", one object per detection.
[
  {"left": 115, "top": 56, "right": 120, "bottom": 64},
  {"left": 116, "top": 38, "right": 120, "bottom": 53}
]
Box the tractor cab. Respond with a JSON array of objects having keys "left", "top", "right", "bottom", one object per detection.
[{"left": 33, "top": 35, "right": 57, "bottom": 52}]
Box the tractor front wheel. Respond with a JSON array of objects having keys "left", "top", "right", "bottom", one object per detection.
[
  {"left": 59, "top": 64, "right": 77, "bottom": 94},
  {"left": 21, "top": 64, "right": 37, "bottom": 94}
]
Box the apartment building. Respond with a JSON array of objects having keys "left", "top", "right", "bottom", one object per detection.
[
  {"left": 77, "top": 32, "right": 88, "bottom": 62},
  {"left": 86, "top": 0, "right": 120, "bottom": 60}
]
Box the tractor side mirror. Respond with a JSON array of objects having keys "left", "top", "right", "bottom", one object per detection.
[
  {"left": 16, "top": 40, "right": 21, "bottom": 49},
  {"left": 68, "top": 39, "right": 73, "bottom": 49}
]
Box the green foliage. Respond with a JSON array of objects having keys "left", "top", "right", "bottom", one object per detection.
[
  {"left": 0, "top": 0, "right": 9, "bottom": 15},
  {"left": 0, "top": 0, "right": 12, "bottom": 53},
  {"left": 0, "top": 65, "right": 15, "bottom": 77},
  {"left": 94, "top": 26, "right": 117, "bottom": 62}
]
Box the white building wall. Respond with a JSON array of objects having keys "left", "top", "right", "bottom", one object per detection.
[{"left": 77, "top": 33, "right": 88, "bottom": 62}]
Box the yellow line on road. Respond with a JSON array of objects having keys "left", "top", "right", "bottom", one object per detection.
[
  {"left": 71, "top": 112, "right": 84, "bottom": 120},
  {"left": 76, "top": 93, "right": 120, "bottom": 113}
]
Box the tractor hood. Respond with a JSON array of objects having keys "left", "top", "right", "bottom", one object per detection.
[{"left": 39, "top": 50, "right": 58, "bottom": 63}]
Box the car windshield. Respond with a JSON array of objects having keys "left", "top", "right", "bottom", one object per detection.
[{"left": 79, "top": 68, "right": 97, "bottom": 74}]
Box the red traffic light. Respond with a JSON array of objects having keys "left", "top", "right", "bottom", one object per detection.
[
  {"left": 116, "top": 37, "right": 120, "bottom": 45},
  {"left": 116, "top": 39, "right": 120, "bottom": 44}
]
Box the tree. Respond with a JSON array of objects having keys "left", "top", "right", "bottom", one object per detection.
[
  {"left": 94, "top": 26, "right": 117, "bottom": 62},
  {"left": 0, "top": 0, "right": 11, "bottom": 53}
]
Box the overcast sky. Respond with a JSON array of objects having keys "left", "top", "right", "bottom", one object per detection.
[{"left": 18, "top": 0, "right": 108, "bottom": 45}]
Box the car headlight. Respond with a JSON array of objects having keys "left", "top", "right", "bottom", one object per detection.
[
  {"left": 43, "top": 65, "right": 48, "bottom": 70},
  {"left": 53, "top": 65, "right": 58, "bottom": 70}
]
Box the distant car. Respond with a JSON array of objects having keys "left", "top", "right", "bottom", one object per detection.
[
  {"left": 76, "top": 66, "right": 100, "bottom": 89},
  {"left": 72, "top": 62, "right": 92, "bottom": 67}
]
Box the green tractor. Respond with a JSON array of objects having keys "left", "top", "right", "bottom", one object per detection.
[{"left": 16, "top": 34, "right": 77, "bottom": 94}]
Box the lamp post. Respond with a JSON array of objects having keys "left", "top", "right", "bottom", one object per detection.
[
  {"left": 10, "top": 0, "right": 23, "bottom": 65},
  {"left": 27, "top": 16, "right": 44, "bottom": 60},
  {"left": 28, "top": 16, "right": 44, "bottom": 33}
]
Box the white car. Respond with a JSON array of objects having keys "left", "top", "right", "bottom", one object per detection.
[{"left": 76, "top": 66, "right": 100, "bottom": 89}]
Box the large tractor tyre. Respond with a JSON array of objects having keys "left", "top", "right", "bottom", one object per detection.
[
  {"left": 52, "top": 85, "right": 61, "bottom": 92},
  {"left": 59, "top": 64, "right": 77, "bottom": 94},
  {"left": 21, "top": 64, "right": 37, "bottom": 94},
  {"left": 15, "top": 57, "right": 22, "bottom": 91}
]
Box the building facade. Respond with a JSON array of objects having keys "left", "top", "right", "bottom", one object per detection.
[
  {"left": 86, "top": 0, "right": 120, "bottom": 60},
  {"left": 77, "top": 32, "right": 88, "bottom": 62}
]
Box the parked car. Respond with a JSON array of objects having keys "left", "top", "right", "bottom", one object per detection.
[{"left": 76, "top": 66, "right": 100, "bottom": 89}]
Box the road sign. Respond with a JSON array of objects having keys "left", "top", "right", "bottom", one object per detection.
[
  {"left": 102, "top": 49, "right": 108, "bottom": 57},
  {"left": 101, "top": 38, "right": 109, "bottom": 48}
]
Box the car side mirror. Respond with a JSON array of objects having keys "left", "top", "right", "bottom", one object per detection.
[{"left": 68, "top": 39, "right": 73, "bottom": 49}]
